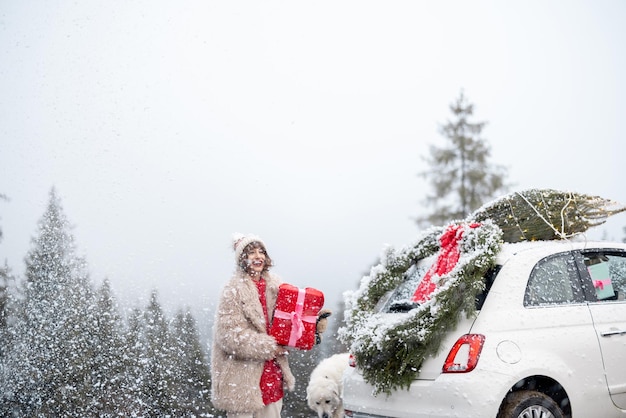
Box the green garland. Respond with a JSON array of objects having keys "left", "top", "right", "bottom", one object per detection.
[{"left": 339, "top": 220, "right": 503, "bottom": 395}]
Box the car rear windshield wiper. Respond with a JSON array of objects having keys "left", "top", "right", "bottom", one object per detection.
[{"left": 388, "top": 301, "right": 420, "bottom": 313}]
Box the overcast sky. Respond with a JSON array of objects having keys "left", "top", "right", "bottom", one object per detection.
[{"left": 1, "top": 1, "right": 625, "bottom": 323}]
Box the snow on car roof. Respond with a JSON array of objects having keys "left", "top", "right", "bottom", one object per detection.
[{"left": 496, "top": 239, "right": 626, "bottom": 265}]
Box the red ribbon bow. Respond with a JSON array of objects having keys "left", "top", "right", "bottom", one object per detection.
[{"left": 412, "top": 223, "right": 480, "bottom": 303}]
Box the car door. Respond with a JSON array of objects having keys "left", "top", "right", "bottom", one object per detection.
[{"left": 579, "top": 249, "right": 626, "bottom": 410}]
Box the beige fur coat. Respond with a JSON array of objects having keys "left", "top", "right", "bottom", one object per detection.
[{"left": 210, "top": 270, "right": 295, "bottom": 413}]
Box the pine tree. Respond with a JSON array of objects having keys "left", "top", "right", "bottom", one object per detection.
[
  {"left": 142, "top": 290, "right": 176, "bottom": 416},
  {"left": 170, "top": 308, "right": 216, "bottom": 417},
  {"left": 91, "top": 279, "right": 127, "bottom": 417},
  {"left": 120, "top": 307, "right": 150, "bottom": 416},
  {"left": 470, "top": 189, "right": 626, "bottom": 243},
  {"left": 0, "top": 195, "right": 14, "bottom": 410},
  {"left": 3, "top": 188, "right": 97, "bottom": 416},
  {"left": 418, "top": 90, "right": 508, "bottom": 226},
  {"left": 0, "top": 261, "right": 17, "bottom": 412},
  {"left": 0, "top": 262, "right": 12, "bottom": 356}
]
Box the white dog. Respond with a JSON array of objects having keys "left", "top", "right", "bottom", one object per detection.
[{"left": 306, "top": 352, "right": 350, "bottom": 418}]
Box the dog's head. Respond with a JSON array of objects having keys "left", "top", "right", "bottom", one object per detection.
[{"left": 306, "top": 378, "right": 342, "bottom": 418}]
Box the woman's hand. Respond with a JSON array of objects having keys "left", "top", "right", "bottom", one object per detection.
[{"left": 274, "top": 346, "right": 289, "bottom": 358}]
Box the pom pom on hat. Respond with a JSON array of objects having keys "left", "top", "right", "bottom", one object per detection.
[{"left": 232, "top": 233, "right": 265, "bottom": 263}]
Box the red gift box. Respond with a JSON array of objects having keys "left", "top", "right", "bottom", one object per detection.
[{"left": 270, "top": 283, "right": 324, "bottom": 350}]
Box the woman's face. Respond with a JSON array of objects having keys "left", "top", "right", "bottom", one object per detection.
[{"left": 245, "top": 245, "right": 266, "bottom": 276}]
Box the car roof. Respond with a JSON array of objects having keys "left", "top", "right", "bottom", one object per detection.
[{"left": 496, "top": 238, "right": 626, "bottom": 265}]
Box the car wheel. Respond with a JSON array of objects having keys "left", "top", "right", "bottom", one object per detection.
[{"left": 498, "top": 390, "right": 564, "bottom": 418}]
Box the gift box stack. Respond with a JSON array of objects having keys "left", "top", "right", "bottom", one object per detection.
[{"left": 270, "top": 283, "right": 324, "bottom": 350}]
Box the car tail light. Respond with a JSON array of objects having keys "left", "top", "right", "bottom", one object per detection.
[
  {"left": 442, "top": 334, "right": 485, "bottom": 373},
  {"left": 348, "top": 353, "right": 356, "bottom": 368}
]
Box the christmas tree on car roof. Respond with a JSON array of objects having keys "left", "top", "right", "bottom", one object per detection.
[
  {"left": 339, "top": 188, "right": 626, "bottom": 395},
  {"left": 470, "top": 188, "right": 626, "bottom": 243}
]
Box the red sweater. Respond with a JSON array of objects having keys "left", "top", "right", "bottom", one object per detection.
[{"left": 255, "top": 278, "right": 284, "bottom": 405}]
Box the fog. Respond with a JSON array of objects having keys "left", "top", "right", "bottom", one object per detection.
[{"left": 1, "top": 1, "right": 625, "bottom": 322}]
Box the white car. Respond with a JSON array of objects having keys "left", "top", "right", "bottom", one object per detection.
[{"left": 343, "top": 240, "right": 626, "bottom": 418}]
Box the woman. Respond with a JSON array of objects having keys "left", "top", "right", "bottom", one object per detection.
[{"left": 210, "top": 234, "right": 295, "bottom": 417}]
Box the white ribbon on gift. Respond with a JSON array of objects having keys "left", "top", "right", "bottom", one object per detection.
[{"left": 273, "top": 288, "right": 318, "bottom": 347}]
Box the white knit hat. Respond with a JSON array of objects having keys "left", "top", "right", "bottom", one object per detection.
[{"left": 232, "top": 233, "right": 266, "bottom": 263}]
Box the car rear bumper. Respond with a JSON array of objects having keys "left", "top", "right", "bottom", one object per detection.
[{"left": 342, "top": 367, "right": 506, "bottom": 418}]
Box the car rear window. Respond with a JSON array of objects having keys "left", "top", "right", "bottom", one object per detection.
[
  {"left": 379, "top": 262, "right": 430, "bottom": 313},
  {"left": 525, "top": 252, "right": 585, "bottom": 306},
  {"left": 377, "top": 260, "right": 500, "bottom": 313},
  {"left": 475, "top": 266, "right": 500, "bottom": 311}
]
